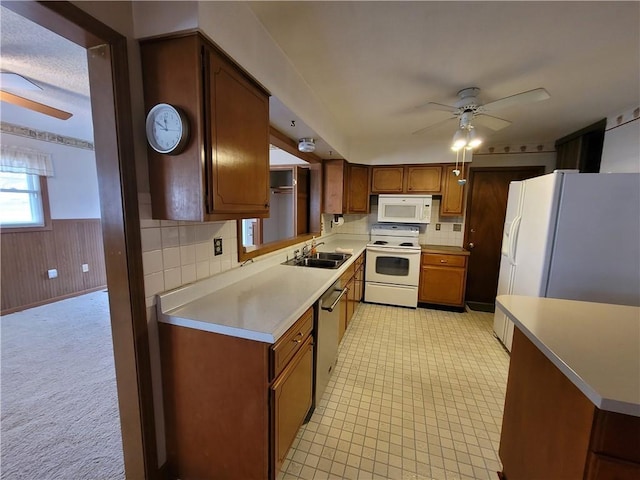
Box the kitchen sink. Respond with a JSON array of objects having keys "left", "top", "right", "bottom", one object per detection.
[
  {"left": 282, "top": 252, "right": 352, "bottom": 269},
  {"left": 308, "top": 252, "right": 351, "bottom": 262}
]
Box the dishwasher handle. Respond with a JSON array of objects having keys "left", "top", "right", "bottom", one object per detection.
[{"left": 322, "top": 287, "right": 348, "bottom": 312}]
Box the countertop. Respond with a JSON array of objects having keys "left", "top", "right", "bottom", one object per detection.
[
  {"left": 496, "top": 295, "right": 640, "bottom": 417},
  {"left": 420, "top": 244, "right": 469, "bottom": 255},
  {"left": 157, "top": 236, "right": 369, "bottom": 344}
]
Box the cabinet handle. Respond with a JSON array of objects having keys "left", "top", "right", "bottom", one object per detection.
[
  {"left": 264, "top": 203, "right": 269, "bottom": 208},
  {"left": 292, "top": 332, "right": 303, "bottom": 344},
  {"left": 440, "top": 259, "right": 448, "bottom": 263}
]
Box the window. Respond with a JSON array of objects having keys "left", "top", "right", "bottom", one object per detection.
[{"left": 0, "top": 171, "right": 49, "bottom": 229}]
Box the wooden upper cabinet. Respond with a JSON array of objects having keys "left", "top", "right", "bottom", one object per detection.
[
  {"left": 347, "top": 164, "right": 370, "bottom": 213},
  {"left": 323, "top": 159, "right": 370, "bottom": 214},
  {"left": 370, "top": 166, "right": 404, "bottom": 193},
  {"left": 140, "top": 33, "right": 270, "bottom": 221},
  {"left": 405, "top": 165, "right": 442, "bottom": 193},
  {"left": 440, "top": 164, "right": 466, "bottom": 216},
  {"left": 371, "top": 165, "right": 442, "bottom": 194},
  {"left": 205, "top": 45, "right": 270, "bottom": 216}
]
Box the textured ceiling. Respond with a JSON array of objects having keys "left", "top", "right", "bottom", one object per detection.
[
  {"left": 2, "top": 2, "right": 639, "bottom": 159},
  {"left": 249, "top": 1, "right": 640, "bottom": 151},
  {"left": 0, "top": 6, "right": 93, "bottom": 141}
]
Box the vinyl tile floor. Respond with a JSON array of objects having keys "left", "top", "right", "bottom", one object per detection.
[{"left": 277, "top": 303, "right": 511, "bottom": 480}]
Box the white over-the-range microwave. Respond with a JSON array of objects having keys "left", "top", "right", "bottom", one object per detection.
[{"left": 377, "top": 194, "right": 432, "bottom": 224}]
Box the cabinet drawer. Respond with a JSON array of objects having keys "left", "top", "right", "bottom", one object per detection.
[
  {"left": 271, "top": 307, "right": 313, "bottom": 379},
  {"left": 421, "top": 253, "right": 466, "bottom": 268}
]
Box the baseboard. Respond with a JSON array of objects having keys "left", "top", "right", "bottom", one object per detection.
[{"left": 1, "top": 285, "right": 107, "bottom": 316}]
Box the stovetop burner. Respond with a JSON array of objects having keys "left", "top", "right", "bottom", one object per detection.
[{"left": 368, "top": 224, "right": 421, "bottom": 251}]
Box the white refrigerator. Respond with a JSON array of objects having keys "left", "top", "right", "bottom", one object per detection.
[{"left": 494, "top": 171, "right": 640, "bottom": 351}]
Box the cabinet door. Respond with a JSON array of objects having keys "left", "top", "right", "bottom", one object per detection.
[
  {"left": 355, "top": 265, "right": 364, "bottom": 302},
  {"left": 323, "top": 159, "right": 346, "bottom": 214},
  {"left": 207, "top": 47, "right": 270, "bottom": 215},
  {"left": 346, "top": 277, "right": 356, "bottom": 326},
  {"left": 271, "top": 337, "right": 313, "bottom": 475},
  {"left": 347, "top": 164, "right": 370, "bottom": 213},
  {"left": 371, "top": 166, "right": 404, "bottom": 193},
  {"left": 419, "top": 266, "right": 466, "bottom": 306},
  {"left": 440, "top": 165, "right": 466, "bottom": 216},
  {"left": 405, "top": 166, "right": 442, "bottom": 193}
]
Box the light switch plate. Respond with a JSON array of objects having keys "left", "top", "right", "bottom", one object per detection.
[
  {"left": 47, "top": 269, "right": 58, "bottom": 279},
  {"left": 214, "top": 237, "right": 223, "bottom": 256},
  {"left": 82, "top": 263, "right": 89, "bottom": 273}
]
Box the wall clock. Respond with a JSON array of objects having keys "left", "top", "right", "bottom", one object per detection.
[{"left": 145, "top": 103, "right": 190, "bottom": 154}]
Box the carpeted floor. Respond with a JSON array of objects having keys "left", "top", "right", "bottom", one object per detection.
[{"left": 1, "top": 291, "right": 125, "bottom": 480}]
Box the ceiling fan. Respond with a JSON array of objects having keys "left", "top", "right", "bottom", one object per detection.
[
  {"left": 412, "top": 87, "right": 550, "bottom": 135},
  {"left": 0, "top": 72, "right": 73, "bottom": 120}
]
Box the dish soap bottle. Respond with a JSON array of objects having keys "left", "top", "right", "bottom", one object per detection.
[{"left": 310, "top": 236, "right": 317, "bottom": 255}]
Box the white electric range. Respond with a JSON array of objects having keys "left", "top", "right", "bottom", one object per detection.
[{"left": 365, "top": 224, "right": 422, "bottom": 308}]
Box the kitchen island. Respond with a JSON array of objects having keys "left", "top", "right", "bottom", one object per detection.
[{"left": 496, "top": 295, "right": 640, "bottom": 480}]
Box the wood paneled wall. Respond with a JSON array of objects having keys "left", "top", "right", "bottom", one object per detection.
[{"left": 1, "top": 219, "right": 107, "bottom": 314}]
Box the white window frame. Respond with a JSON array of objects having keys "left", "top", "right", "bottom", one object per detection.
[{"left": 0, "top": 171, "right": 51, "bottom": 231}]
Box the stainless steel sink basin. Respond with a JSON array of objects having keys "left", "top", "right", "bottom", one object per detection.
[
  {"left": 308, "top": 252, "right": 351, "bottom": 262},
  {"left": 282, "top": 252, "right": 352, "bottom": 269}
]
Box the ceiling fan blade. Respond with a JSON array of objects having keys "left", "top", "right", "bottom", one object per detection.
[
  {"left": 411, "top": 116, "right": 457, "bottom": 135},
  {"left": 480, "top": 88, "right": 550, "bottom": 112},
  {"left": 474, "top": 114, "right": 512, "bottom": 131},
  {"left": 0, "top": 90, "right": 73, "bottom": 120},
  {"left": 413, "top": 101, "right": 458, "bottom": 113}
]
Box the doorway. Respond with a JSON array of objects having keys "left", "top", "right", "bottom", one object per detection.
[
  {"left": 2, "top": 2, "right": 156, "bottom": 478},
  {"left": 464, "top": 166, "right": 545, "bottom": 310}
]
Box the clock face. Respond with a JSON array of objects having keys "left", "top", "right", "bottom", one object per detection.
[{"left": 145, "top": 104, "right": 189, "bottom": 154}]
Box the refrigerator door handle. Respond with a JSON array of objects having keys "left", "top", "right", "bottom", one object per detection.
[{"left": 509, "top": 216, "right": 522, "bottom": 265}]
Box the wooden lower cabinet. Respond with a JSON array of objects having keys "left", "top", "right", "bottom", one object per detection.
[
  {"left": 418, "top": 252, "right": 468, "bottom": 307},
  {"left": 159, "top": 308, "right": 314, "bottom": 479},
  {"left": 271, "top": 336, "right": 313, "bottom": 473},
  {"left": 500, "top": 328, "right": 640, "bottom": 480},
  {"left": 339, "top": 253, "right": 365, "bottom": 343}
]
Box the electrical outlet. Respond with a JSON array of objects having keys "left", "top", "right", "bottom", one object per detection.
[
  {"left": 214, "top": 237, "right": 223, "bottom": 256},
  {"left": 47, "top": 269, "right": 58, "bottom": 279},
  {"left": 82, "top": 263, "right": 89, "bottom": 273},
  {"left": 435, "top": 223, "right": 441, "bottom": 231},
  {"left": 453, "top": 224, "right": 462, "bottom": 232}
]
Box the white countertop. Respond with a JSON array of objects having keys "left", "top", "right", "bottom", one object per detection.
[
  {"left": 496, "top": 295, "right": 640, "bottom": 417},
  {"left": 157, "top": 236, "right": 369, "bottom": 343}
]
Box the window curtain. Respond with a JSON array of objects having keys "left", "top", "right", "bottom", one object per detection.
[{"left": 0, "top": 145, "right": 54, "bottom": 176}]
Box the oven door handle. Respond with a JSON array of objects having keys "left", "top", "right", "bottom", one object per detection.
[{"left": 367, "top": 247, "right": 421, "bottom": 255}]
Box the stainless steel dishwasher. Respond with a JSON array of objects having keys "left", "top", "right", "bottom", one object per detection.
[{"left": 315, "top": 279, "right": 347, "bottom": 405}]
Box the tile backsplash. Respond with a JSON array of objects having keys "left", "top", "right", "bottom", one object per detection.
[
  {"left": 141, "top": 194, "right": 465, "bottom": 306},
  {"left": 323, "top": 198, "right": 465, "bottom": 246},
  {"left": 139, "top": 193, "right": 239, "bottom": 307}
]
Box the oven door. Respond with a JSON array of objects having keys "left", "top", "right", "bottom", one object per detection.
[{"left": 365, "top": 247, "right": 421, "bottom": 287}]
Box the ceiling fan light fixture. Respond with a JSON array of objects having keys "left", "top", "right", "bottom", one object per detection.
[
  {"left": 451, "top": 129, "right": 467, "bottom": 151},
  {"left": 466, "top": 128, "right": 482, "bottom": 149},
  {"left": 298, "top": 137, "right": 315, "bottom": 153}
]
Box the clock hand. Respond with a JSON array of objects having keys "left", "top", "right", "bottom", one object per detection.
[{"left": 155, "top": 120, "right": 167, "bottom": 131}]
